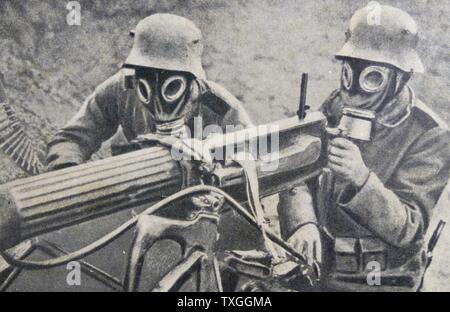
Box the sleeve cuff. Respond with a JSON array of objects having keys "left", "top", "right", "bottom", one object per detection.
[
  {"left": 336, "top": 171, "right": 422, "bottom": 247},
  {"left": 337, "top": 172, "right": 374, "bottom": 208},
  {"left": 278, "top": 185, "right": 317, "bottom": 240},
  {"left": 46, "top": 142, "right": 85, "bottom": 171}
]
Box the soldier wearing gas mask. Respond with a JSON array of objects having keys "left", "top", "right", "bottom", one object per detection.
[
  {"left": 278, "top": 5, "right": 450, "bottom": 291},
  {"left": 46, "top": 14, "right": 252, "bottom": 170}
]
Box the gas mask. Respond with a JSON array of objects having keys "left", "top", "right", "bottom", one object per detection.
[
  {"left": 339, "top": 59, "right": 409, "bottom": 112},
  {"left": 325, "top": 59, "right": 412, "bottom": 142},
  {"left": 125, "top": 68, "right": 198, "bottom": 137}
]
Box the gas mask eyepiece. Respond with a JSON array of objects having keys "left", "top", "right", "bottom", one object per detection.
[
  {"left": 341, "top": 62, "right": 353, "bottom": 91},
  {"left": 137, "top": 78, "right": 152, "bottom": 104},
  {"left": 359, "top": 66, "right": 389, "bottom": 93},
  {"left": 341, "top": 61, "right": 390, "bottom": 94},
  {"left": 161, "top": 75, "right": 188, "bottom": 103},
  {"left": 135, "top": 75, "right": 188, "bottom": 105},
  {"left": 134, "top": 71, "right": 191, "bottom": 108}
]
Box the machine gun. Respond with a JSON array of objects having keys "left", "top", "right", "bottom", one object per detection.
[{"left": 0, "top": 74, "right": 328, "bottom": 292}]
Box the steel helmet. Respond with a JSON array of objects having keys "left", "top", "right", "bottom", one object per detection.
[
  {"left": 125, "top": 14, "right": 206, "bottom": 79},
  {"left": 336, "top": 5, "right": 424, "bottom": 73}
]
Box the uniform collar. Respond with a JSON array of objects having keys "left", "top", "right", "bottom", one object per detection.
[{"left": 375, "top": 85, "right": 413, "bottom": 128}]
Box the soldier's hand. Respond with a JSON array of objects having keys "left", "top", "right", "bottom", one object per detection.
[
  {"left": 328, "top": 137, "right": 370, "bottom": 188},
  {"left": 288, "top": 223, "right": 322, "bottom": 266}
]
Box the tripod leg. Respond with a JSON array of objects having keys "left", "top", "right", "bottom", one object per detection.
[{"left": 123, "top": 212, "right": 220, "bottom": 292}]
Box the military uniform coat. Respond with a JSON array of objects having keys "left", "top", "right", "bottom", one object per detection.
[
  {"left": 278, "top": 86, "right": 450, "bottom": 291},
  {"left": 46, "top": 69, "right": 252, "bottom": 170}
]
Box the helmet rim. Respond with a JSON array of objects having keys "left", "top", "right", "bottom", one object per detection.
[
  {"left": 124, "top": 14, "right": 206, "bottom": 79},
  {"left": 336, "top": 43, "right": 424, "bottom": 73}
]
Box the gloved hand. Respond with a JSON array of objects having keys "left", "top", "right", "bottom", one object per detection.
[
  {"left": 328, "top": 137, "right": 370, "bottom": 188},
  {"left": 287, "top": 223, "right": 322, "bottom": 266}
]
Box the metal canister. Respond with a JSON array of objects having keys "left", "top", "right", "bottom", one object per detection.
[{"left": 338, "top": 108, "right": 375, "bottom": 142}]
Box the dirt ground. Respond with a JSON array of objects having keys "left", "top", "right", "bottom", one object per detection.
[{"left": 0, "top": 0, "right": 449, "bottom": 291}]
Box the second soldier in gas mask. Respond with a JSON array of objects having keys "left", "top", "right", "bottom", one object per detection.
[
  {"left": 278, "top": 5, "right": 450, "bottom": 291},
  {"left": 46, "top": 14, "right": 252, "bottom": 171}
]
